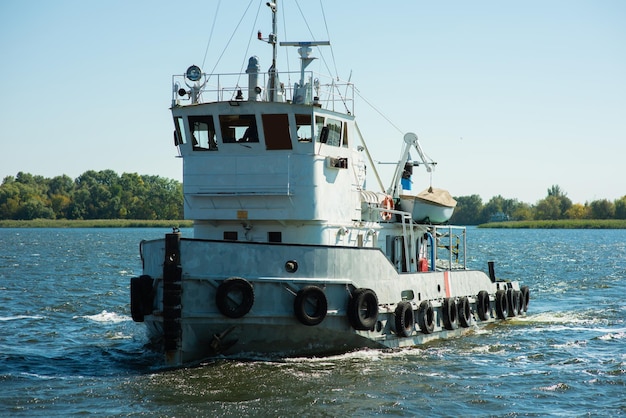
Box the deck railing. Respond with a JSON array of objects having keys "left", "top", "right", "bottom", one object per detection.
[{"left": 172, "top": 70, "right": 354, "bottom": 114}]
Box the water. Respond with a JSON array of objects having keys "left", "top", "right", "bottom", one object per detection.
[{"left": 0, "top": 227, "right": 624, "bottom": 416}]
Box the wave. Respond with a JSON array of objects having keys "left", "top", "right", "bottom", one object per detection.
[
  {"left": 0, "top": 315, "right": 44, "bottom": 321},
  {"left": 76, "top": 310, "right": 129, "bottom": 324}
]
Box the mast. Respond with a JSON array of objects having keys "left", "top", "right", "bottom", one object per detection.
[{"left": 267, "top": 1, "right": 279, "bottom": 102}]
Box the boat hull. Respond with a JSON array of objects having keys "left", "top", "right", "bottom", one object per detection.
[
  {"left": 132, "top": 235, "right": 526, "bottom": 366},
  {"left": 399, "top": 195, "right": 455, "bottom": 224}
]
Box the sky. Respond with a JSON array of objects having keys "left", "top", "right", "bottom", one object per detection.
[{"left": 1, "top": 0, "right": 624, "bottom": 205}]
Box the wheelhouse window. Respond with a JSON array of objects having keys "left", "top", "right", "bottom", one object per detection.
[
  {"left": 295, "top": 114, "right": 312, "bottom": 142},
  {"left": 325, "top": 118, "right": 342, "bottom": 147},
  {"left": 219, "top": 114, "right": 259, "bottom": 143},
  {"left": 174, "top": 117, "right": 187, "bottom": 145},
  {"left": 315, "top": 116, "right": 325, "bottom": 142},
  {"left": 189, "top": 115, "right": 217, "bottom": 150},
  {"left": 262, "top": 114, "right": 292, "bottom": 150}
]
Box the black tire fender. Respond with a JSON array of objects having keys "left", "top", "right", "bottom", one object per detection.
[
  {"left": 520, "top": 286, "right": 530, "bottom": 313},
  {"left": 476, "top": 290, "right": 491, "bottom": 321},
  {"left": 394, "top": 301, "right": 414, "bottom": 337},
  {"left": 347, "top": 288, "right": 379, "bottom": 330},
  {"left": 216, "top": 277, "right": 254, "bottom": 318},
  {"left": 458, "top": 296, "right": 472, "bottom": 328},
  {"left": 495, "top": 289, "right": 508, "bottom": 320},
  {"left": 418, "top": 300, "right": 435, "bottom": 334},
  {"left": 442, "top": 297, "right": 458, "bottom": 330},
  {"left": 507, "top": 288, "right": 519, "bottom": 317},
  {"left": 130, "top": 275, "right": 153, "bottom": 322},
  {"left": 294, "top": 285, "right": 328, "bottom": 326}
]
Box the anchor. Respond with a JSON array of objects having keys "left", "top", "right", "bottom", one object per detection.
[{"left": 209, "top": 326, "right": 237, "bottom": 354}]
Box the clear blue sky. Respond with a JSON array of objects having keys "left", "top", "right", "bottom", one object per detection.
[{"left": 1, "top": 0, "right": 624, "bottom": 205}]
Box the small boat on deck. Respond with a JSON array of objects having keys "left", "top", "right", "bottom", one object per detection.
[{"left": 130, "top": 2, "right": 529, "bottom": 367}]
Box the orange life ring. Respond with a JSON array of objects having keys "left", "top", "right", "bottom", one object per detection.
[{"left": 381, "top": 196, "right": 394, "bottom": 221}]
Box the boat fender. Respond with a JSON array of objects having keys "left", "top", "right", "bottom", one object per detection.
[
  {"left": 216, "top": 277, "right": 255, "bottom": 318},
  {"left": 130, "top": 275, "right": 153, "bottom": 322},
  {"left": 381, "top": 196, "right": 394, "bottom": 221},
  {"left": 294, "top": 286, "right": 328, "bottom": 326},
  {"left": 476, "top": 290, "right": 491, "bottom": 321},
  {"left": 520, "top": 286, "right": 530, "bottom": 313},
  {"left": 417, "top": 300, "right": 435, "bottom": 334},
  {"left": 347, "top": 288, "right": 379, "bottom": 330},
  {"left": 442, "top": 297, "right": 458, "bottom": 330},
  {"left": 495, "top": 289, "right": 508, "bottom": 319},
  {"left": 457, "top": 296, "right": 472, "bottom": 328},
  {"left": 394, "top": 301, "right": 414, "bottom": 337},
  {"left": 507, "top": 288, "right": 519, "bottom": 317}
]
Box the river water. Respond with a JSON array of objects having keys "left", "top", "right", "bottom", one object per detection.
[{"left": 0, "top": 227, "right": 624, "bottom": 416}]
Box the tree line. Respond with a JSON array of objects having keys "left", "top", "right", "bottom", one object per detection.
[
  {"left": 0, "top": 170, "right": 183, "bottom": 220},
  {"left": 1, "top": 173, "right": 624, "bottom": 224},
  {"left": 450, "top": 185, "right": 626, "bottom": 225}
]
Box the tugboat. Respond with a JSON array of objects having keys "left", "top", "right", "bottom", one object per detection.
[{"left": 130, "top": 2, "right": 529, "bottom": 367}]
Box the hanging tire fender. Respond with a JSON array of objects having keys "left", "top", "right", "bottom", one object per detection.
[
  {"left": 476, "top": 290, "right": 491, "bottom": 321},
  {"left": 294, "top": 285, "right": 328, "bottom": 326},
  {"left": 418, "top": 300, "right": 435, "bottom": 334},
  {"left": 507, "top": 288, "right": 519, "bottom": 317},
  {"left": 520, "top": 286, "right": 530, "bottom": 313},
  {"left": 130, "top": 275, "right": 153, "bottom": 322},
  {"left": 394, "top": 301, "right": 414, "bottom": 337},
  {"left": 442, "top": 297, "right": 458, "bottom": 330},
  {"left": 495, "top": 289, "right": 508, "bottom": 319},
  {"left": 457, "top": 296, "right": 472, "bottom": 328},
  {"left": 216, "top": 277, "right": 254, "bottom": 318},
  {"left": 347, "top": 288, "right": 379, "bottom": 330}
]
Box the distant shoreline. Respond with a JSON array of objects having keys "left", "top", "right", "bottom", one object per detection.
[
  {"left": 1, "top": 219, "right": 624, "bottom": 229},
  {"left": 0, "top": 219, "right": 193, "bottom": 228},
  {"left": 479, "top": 219, "right": 626, "bottom": 229}
]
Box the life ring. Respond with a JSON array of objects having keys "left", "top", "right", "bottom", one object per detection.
[
  {"left": 347, "top": 288, "right": 379, "bottom": 330},
  {"left": 495, "top": 289, "right": 508, "bottom": 319},
  {"left": 381, "top": 196, "right": 394, "bottom": 221},
  {"left": 457, "top": 296, "right": 471, "bottom": 328},
  {"left": 130, "top": 275, "right": 153, "bottom": 323},
  {"left": 418, "top": 300, "right": 435, "bottom": 334},
  {"left": 520, "top": 286, "right": 530, "bottom": 313},
  {"left": 394, "top": 301, "right": 414, "bottom": 337},
  {"left": 476, "top": 290, "right": 491, "bottom": 321},
  {"left": 294, "top": 285, "right": 328, "bottom": 326},
  {"left": 216, "top": 277, "right": 254, "bottom": 318},
  {"left": 507, "top": 288, "right": 519, "bottom": 317}
]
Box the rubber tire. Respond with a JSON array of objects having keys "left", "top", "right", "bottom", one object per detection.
[
  {"left": 476, "top": 290, "right": 490, "bottom": 321},
  {"left": 216, "top": 277, "right": 254, "bottom": 318},
  {"left": 507, "top": 288, "right": 519, "bottom": 317},
  {"left": 495, "top": 289, "right": 508, "bottom": 320},
  {"left": 520, "top": 286, "right": 530, "bottom": 312},
  {"left": 442, "top": 297, "right": 458, "bottom": 330},
  {"left": 294, "top": 286, "right": 328, "bottom": 326},
  {"left": 394, "top": 301, "right": 414, "bottom": 337},
  {"left": 458, "top": 296, "right": 471, "bottom": 328},
  {"left": 130, "top": 275, "right": 153, "bottom": 323},
  {"left": 418, "top": 300, "right": 435, "bottom": 334},
  {"left": 347, "top": 288, "right": 379, "bottom": 330}
]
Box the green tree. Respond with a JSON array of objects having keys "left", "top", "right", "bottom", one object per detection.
[
  {"left": 564, "top": 203, "right": 589, "bottom": 219},
  {"left": 546, "top": 184, "right": 572, "bottom": 218},
  {"left": 615, "top": 196, "right": 626, "bottom": 219},
  {"left": 450, "top": 195, "right": 483, "bottom": 225},
  {"left": 589, "top": 199, "right": 615, "bottom": 219},
  {"left": 535, "top": 195, "right": 561, "bottom": 220}
]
